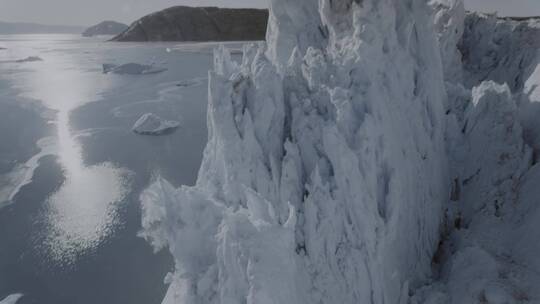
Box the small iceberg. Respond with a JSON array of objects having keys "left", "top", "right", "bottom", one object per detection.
[
  {"left": 0, "top": 294, "right": 23, "bottom": 304},
  {"left": 15, "top": 56, "right": 42, "bottom": 63},
  {"left": 176, "top": 77, "right": 206, "bottom": 88},
  {"left": 103, "top": 63, "right": 167, "bottom": 75},
  {"left": 132, "top": 113, "right": 180, "bottom": 135}
]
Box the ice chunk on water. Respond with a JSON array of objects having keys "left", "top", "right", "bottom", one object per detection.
[
  {"left": 132, "top": 113, "right": 180, "bottom": 135},
  {"left": 176, "top": 77, "right": 206, "bottom": 88},
  {"left": 102, "top": 63, "right": 167, "bottom": 75},
  {"left": 15, "top": 56, "right": 42, "bottom": 63},
  {"left": 0, "top": 294, "right": 23, "bottom": 304}
]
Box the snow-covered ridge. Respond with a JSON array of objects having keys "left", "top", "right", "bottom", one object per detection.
[{"left": 140, "top": 1, "right": 540, "bottom": 303}]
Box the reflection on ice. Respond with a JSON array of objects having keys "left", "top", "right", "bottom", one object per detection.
[
  {"left": 0, "top": 137, "right": 55, "bottom": 208},
  {"left": 43, "top": 163, "right": 130, "bottom": 265},
  {"left": 10, "top": 39, "right": 132, "bottom": 264},
  {"left": 43, "top": 106, "right": 130, "bottom": 265}
]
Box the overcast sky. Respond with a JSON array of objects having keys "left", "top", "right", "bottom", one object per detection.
[
  {"left": 0, "top": 0, "right": 538, "bottom": 26},
  {"left": 466, "top": 0, "right": 540, "bottom": 16}
]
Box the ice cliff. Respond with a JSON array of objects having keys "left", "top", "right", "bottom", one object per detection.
[
  {"left": 141, "top": 0, "right": 540, "bottom": 303},
  {"left": 412, "top": 7, "right": 540, "bottom": 303}
]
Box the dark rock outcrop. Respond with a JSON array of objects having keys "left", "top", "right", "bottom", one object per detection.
[
  {"left": 82, "top": 21, "right": 128, "bottom": 37},
  {"left": 112, "top": 6, "right": 268, "bottom": 42}
]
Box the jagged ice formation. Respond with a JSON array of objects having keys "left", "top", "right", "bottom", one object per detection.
[{"left": 140, "top": 0, "right": 540, "bottom": 303}]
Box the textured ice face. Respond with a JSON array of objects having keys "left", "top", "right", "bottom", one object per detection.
[
  {"left": 142, "top": 0, "right": 450, "bottom": 303},
  {"left": 413, "top": 7, "right": 540, "bottom": 304},
  {"left": 141, "top": 0, "right": 540, "bottom": 303}
]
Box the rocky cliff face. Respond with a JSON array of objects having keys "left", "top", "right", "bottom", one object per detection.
[
  {"left": 112, "top": 6, "right": 268, "bottom": 42},
  {"left": 82, "top": 21, "right": 128, "bottom": 37}
]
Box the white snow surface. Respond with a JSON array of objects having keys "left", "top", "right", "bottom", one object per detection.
[
  {"left": 132, "top": 113, "right": 180, "bottom": 135},
  {"left": 141, "top": 1, "right": 540, "bottom": 303}
]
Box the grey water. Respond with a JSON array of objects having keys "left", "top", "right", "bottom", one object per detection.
[{"left": 0, "top": 34, "right": 228, "bottom": 304}]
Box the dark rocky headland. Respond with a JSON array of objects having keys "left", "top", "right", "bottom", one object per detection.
[{"left": 112, "top": 6, "right": 268, "bottom": 42}]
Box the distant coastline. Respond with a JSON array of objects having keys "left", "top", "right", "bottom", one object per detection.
[{"left": 82, "top": 21, "right": 128, "bottom": 37}]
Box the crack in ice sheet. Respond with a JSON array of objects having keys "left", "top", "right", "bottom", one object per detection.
[
  {"left": 0, "top": 125, "right": 119, "bottom": 210},
  {"left": 0, "top": 136, "right": 56, "bottom": 209}
]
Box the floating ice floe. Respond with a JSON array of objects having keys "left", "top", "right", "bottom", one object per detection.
[
  {"left": 15, "top": 56, "right": 42, "bottom": 63},
  {"left": 102, "top": 63, "right": 167, "bottom": 75},
  {"left": 0, "top": 294, "right": 23, "bottom": 304},
  {"left": 176, "top": 77, "right": 206, "bottom": 88},
  {"left": 132, "top": 113, "right": 180, "bottom": 135}
]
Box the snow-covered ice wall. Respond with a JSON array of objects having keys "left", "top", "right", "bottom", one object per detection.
[
  {"left": 141, "top": 0, "right": 451, "bottom": 303},
  {"left": 140, "top": 0, "right": 540, "bottom": 302},
  {"left": 410, "top": 10, "right": 540, "bottom": 303}
]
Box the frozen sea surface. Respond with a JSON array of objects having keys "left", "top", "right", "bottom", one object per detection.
[{"left": 0, "top": 34, "right": 236, "bottom": 304}]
